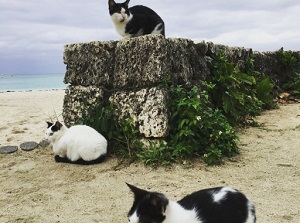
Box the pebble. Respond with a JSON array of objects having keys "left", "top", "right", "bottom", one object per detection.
[
  {"left": 20, "top": 141, "right": 39, "bottom": 151},
  {"left": 0, "top": 146, "right": 18, "bottom": 154},
  {"left": 39, "top": 139, "right": 50, "bottom": 148}
]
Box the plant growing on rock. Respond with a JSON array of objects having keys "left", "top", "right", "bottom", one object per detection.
[
  {"left": 283, "top": 72, "right": 300, "bottom": 98},
  {"left": 137, "top": 85, "right": 239, "bottom": 165},
  {"left": 277, "top": 47, "right": 300, "bottom": 68},
  {"left": 206, "top": 50, "right": 275, "bottom": 125},
  {"left": 278, "top": 48, "right": 300, "bottom": 98},
  {"left": 167, "top": 85, "right": 239, "bottom": 164},
  {"left": 76, "top": 51, "right": 277, "bottom": 165},
  {"left": 76, "top": 101, "right": 142, "bottom": 158}
]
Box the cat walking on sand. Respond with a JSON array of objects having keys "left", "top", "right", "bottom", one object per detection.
[
  {"left": 109, "top": 0, "right": 165, "bottom": 38},
  {"left": 45, "top": 121, "right": 107, "bottom": 165},
  {"left": 127, "top": 183, "right": 256, "bottom": 223}
]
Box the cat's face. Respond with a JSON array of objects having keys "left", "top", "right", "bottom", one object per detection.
[
  {"left": 127, "top": 183, "right": 168, "bottom": 223},
  {"left": 109, "top": 0, "right": 131, "bottom": 23},
  {"left": 45, "top": 121, "right": 63, "bottom": 143}
]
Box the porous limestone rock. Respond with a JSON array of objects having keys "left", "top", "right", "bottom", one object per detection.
[
  {"left": 114, "top": 35, "right": 171, "bottom": 89},
  {"left": 207, "top": 42, "right": 300, "bottom": 86},
  {"left": 253, "top": 51, "right": 280, "bottom": 84},
  {"left": 62, "top": 35, "right": 300, "bottom": 143},
  {"left": 168, "top": 38, "right": 209, "bottom": 86},
  {"left": 63, "top": 85, "right": 105, "bottom": 126},
  {"left": 113, "top": 35, "right": 210, "bottom": 89},
  {"left": 63, "top": 41, "right": 117, "bottom": 88},
  {"left": 110, "top": 87, "right": 169, "bottom": 138},
  {"left": 254, "top": 51, "right": 300, "bottom": 86},
  {"left": 206, "top": 42, "right": 254, "bottom": 72}
]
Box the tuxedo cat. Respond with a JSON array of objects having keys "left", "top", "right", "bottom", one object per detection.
[
  {"left": 45, "top": 121, "right": 107, "bottom": 165},
  {"left": 109, "top": 0, "right": 165, "bottom": 38},
  {"left": 127, "top": 183, "right": 256, "bottom": 223}
]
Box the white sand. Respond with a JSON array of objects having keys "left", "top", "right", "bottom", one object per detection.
[
  {"left": 0, "top": 90, "right": 299, "bottom": 223},
  {"left": 0, "top": 90, "right": 65, "bottom": 145}
]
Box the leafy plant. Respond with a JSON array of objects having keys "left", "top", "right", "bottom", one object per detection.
[
  {"left": 244, "top": 53, "right": 276, "bottom": 109},
  {"left": 76, "top": 100, "right": 142, "bottom": 158},
  {"left": 137, "top": 85, "right": 239, "bottom": 165},
  {"left": 206, "top": 50, "right": 275, "bottom": 125},
  {"left": 168, "top": 85, "right": 239, "bottom": 164},
  {"left": 137, "top": 140, "right": 173, "bottom": 166},
  {"left": 277, "top": 47, "right": 300, "bottom": 68},
  {"left": 115, "top": 118, "right": 142, "bottom": 156},
  {"left": 277, "top": 48, "right": 300, "bottom": 98},
  {"left": 74, "top": 50, "right": 277, "bottom": 166},
  {"left": 76, "top": 100, "right": 114, "bottom": 140},
  {"left": 283, "top": 72, "right": 300, "bottom": 98}
]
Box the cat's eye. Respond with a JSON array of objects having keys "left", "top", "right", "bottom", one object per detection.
[{"left": 49, "top": 133, "right": 54, "bottom": 136}]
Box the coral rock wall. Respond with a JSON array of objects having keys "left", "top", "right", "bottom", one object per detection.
[{"left": 62, "top": 34, "right": 299, "bottom": 139}]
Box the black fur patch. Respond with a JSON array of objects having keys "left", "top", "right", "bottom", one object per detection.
[
  {"left": 127, "top": 183, "right": 168, "bottom": 223},
  {"left": 51, "top": 121, "right": 62, "bottom": 132},
  {"left": 127, "top": 185, "right": 256, "bottom": 223},
  {"left": 109, "top": 0, "right": 130, "bottom": 16},
  {"left": 109, "top": 0, "right": 165, "bottom": 36},
  {"left": 46, "top": 122, "right": 53, "bottom": 128},
  {"left": 51, "top": 125, "right": 59, "bottom": 132},
  {"left": 54, "top": 154, "right": 106, "bottom": 165}
]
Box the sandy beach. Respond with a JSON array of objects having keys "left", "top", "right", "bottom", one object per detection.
[{"left": 0, "top": 90, "right": 299, "bottom": 223}]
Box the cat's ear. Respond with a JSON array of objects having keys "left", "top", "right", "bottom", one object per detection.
[
  {"left": 126, "top": 183, "right": 148, "bottom": 199},
  {"left": 46, "top": 122, "right": 53, "bottom": 128},
  {"left": 124, "top": 0, "right": 130, "bottom": 6},
  {"left": 55, "top": 121, "right": 63, "bottom": 130},
  {"left": 109, "top": 0, "right": 115, "bottom": 8},
  {"left": 149, "top": 193, "right": 169, "bottom": 213}
]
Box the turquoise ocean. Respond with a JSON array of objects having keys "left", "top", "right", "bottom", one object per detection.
[{"left": 0, "top": 73, "right": 67, "bottom": 92}]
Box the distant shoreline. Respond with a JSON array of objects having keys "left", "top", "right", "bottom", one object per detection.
[
  {"left": 0, "top": 73, "right": 67, "bottom": 93},
  {"left": 0, "top": 88, "right": 66, "bottom": 93}
]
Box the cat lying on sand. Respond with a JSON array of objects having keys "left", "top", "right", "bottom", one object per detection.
[
  {"left": 127, "top": 183, "right": 256, "bottom": 223},
  {"left": 45, "top": 121, "right": 107, "bottom": 165}
]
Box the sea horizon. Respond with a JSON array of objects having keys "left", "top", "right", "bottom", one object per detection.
[{"left": 0, "top": 73, "right": 67, "bottom": 92}]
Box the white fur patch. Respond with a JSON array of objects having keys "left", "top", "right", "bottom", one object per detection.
[
  {"left": 46, "top": 124, "right": 107, "bottom": 162},
  {"left": 128, "top": 211, "right": 139, "bottom": 223},
  {"left": 245, "top": 201, "right": 256, "bottom": 223},
  {"left": 164, "top": 200, "right": 202, "bottom": 223},
  {"left": 213, "top": 187, "right": 237, "bottom": 203},
  {"left": 151, "top": 23, "right": 164, "bottom": 35},
  {"left": 110, "top": 8, "right": 133, "bottom": 37}
]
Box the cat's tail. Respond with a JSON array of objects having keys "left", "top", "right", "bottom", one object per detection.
[{"left": 54, "top": 154, "right": 106, "bottom": 165}]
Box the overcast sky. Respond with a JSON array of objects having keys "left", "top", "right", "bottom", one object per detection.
[{"left": 1, "top": 0, "right": 299, "bottom": 74}]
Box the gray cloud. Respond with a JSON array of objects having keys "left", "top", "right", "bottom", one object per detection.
[{"left": 0, "top": 0, "right": 299, "bottom": 74}]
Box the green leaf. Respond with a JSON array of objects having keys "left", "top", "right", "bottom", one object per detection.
[
  {"left": 234, "top": 72, "right": 256, "bottom": 85},
  {"left": 222, "top": 93, "right": 232, "bottom": 113},
  {"left": 256, "top": 76, "right": 274, "bottom": 103}
]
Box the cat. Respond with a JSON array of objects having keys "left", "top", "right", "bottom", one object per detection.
[
  {"left": 127, "top": 183, "right": 256, "bottom": 223},
  {"left": 45, "top": 121, "right": 107, "bottom": 165},
  {"left": 108, "top": 0, "right": 165, "bottom": 38}
]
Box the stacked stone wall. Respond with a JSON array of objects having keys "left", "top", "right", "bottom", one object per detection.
[{"left": 62, "top": 35, "right": 300, "bottom": 139}]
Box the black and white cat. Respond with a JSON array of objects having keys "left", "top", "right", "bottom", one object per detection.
[
  {"left": 45, "top": 121, "right": 107, "bottom": 165},
  {"left": 109, "top": 0, "right": 165, "bottom": 38},
  {"left": 127, "top": 183, "right": 256, "bottom": 223}
]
